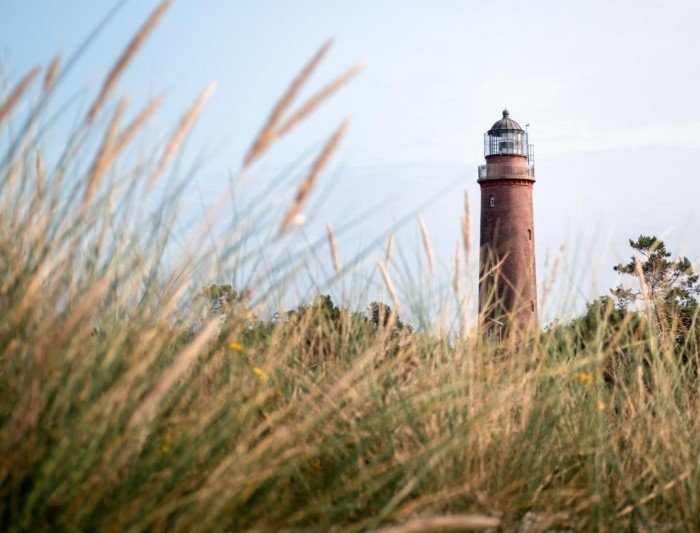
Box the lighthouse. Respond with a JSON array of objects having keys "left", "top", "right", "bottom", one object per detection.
[{"left": 478, "top": 109, "right": 537, "bottom": 339}]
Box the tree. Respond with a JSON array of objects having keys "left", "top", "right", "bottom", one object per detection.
[
  {"left": 367, "top": 301, "right": 412, "bottom": 333},
  {"left": 612, "top": 235, "right": 699, "bottom": 336},
  {"left": 285, "top": 295, "right": 355, "bottom": 367},
  {"left": 577, "top": 296, "right": 626, "bottom": 338},
  {"left": 201, "top": 284, "right": 238, "bottom": 319},
  {"left": 545, "top": 295, "right": 638, "bottom": 354}
]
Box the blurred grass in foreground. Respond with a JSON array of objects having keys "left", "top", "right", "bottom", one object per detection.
[{"left": 1, "top": 2, "right": 699, "bottom": 531}]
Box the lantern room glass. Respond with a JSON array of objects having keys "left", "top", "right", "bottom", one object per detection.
[{"left": 484, "top": 130, "right": 527, "bottom": 157}]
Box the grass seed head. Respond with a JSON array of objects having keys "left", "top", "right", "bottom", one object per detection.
[{"left": 86, "top": 0, "right": 172, "bottom": 124}]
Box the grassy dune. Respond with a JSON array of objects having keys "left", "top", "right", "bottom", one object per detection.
[{"left": 1, "top": 3, "right": 698, "bottom": 531}]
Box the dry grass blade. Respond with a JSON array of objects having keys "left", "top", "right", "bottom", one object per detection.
[
  {"left": 85, "top": 95, "right": 163, "bottom": 207},
  {"left": 617, "top": 471, "right": 689, "bottom": 517},
  {"left": 129, "top": 319, "right": 220, "bottom": 428},
  {"left": 418, "top": 213, "right": 435, "bottom": 275},
  {"left": 114, "top": 94, "right": 164, "bottom": 154},
  {"left": 276, "top": 62, "right": 364, "bottom": 137},
  {"left": 461, "top": 189, "right": 472, "bottom": 266},
  {"left": 453, "top": 240, "right": 462, "bottom": 297},
  {"left": 36, "top": 153, "right": 45, "bottom": 197},
  {"left": 243, "top": 40, "right": 332, "bottom": 168},
  {"left": 326, "top": 222, "right": 341, "bottom": 274},
  {"left": 83, "top": 98, "right": 128, "bottom": 211},
  {"left": 86, "top": 0, "right": 172, "bottom": 123},
  {"left": 63, "top": 280, "right": 110, "bottom": 331},
  {"left": 43, "top": 54, "right": 61, "bottom": 92},
  {"left": 0, "top": 67, "right": 40, "bottom": 124},
  {"left": 541, "top": 244, "right": 563, "bottom": 308},
  {"left": 378, "top": 514, "right": 501, "bottom": 533},
  {"left": 279, "top": 120, "right": 349, "bottom": 235},
  {"left": 385, "top": 234, "right": 395, "bottom": 265},
  {"left": 377, "top": 260, "right": 400, "bottom": 315},
  {"left": 149, "top": 84, "right": 215, "bottom": 191}
]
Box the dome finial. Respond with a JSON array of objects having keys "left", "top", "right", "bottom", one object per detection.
[{"left": 487, "top": 109, "right": 523, "bottom": 133}]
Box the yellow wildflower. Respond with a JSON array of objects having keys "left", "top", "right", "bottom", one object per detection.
[
  {"left": 573, "top": 372, "right": 593, "bottom": 384},
  {"left": 230, "top": 342, "right": 244, "bottom": 351},
  {"left": 162, "top": 433, "right": 173, "bottom": 454},
  {"left": 598, "top": 400, "right": 607, "bottom": 411},
  {"left": 253, "top": 367, "right": 269, "bottom": 382}
]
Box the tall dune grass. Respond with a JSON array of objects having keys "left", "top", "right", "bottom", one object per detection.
[{"left": 1, "top": 5, "right": 699, "bottom": 531}]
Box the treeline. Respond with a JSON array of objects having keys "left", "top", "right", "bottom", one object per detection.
[{"left": 202, "top": 234, "right": 699, "bottom": 381}]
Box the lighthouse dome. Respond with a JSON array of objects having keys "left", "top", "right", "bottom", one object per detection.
[{"left": 488, "top": 109, "right": 524, "bottom": 133}]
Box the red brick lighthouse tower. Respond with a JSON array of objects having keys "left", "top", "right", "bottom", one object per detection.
[{"left": 478, "top": 109, "right": 537, "bottom": 339}]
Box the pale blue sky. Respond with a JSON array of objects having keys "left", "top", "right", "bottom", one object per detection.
[{"left": 2, "top": 0, "right": 699, "bottom": 320}]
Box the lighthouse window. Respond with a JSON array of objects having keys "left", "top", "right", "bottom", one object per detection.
[
  {"left": 527, "top": 229, "right": 532, "bottom": 240},
  {"left": 530, "top": 301, "right": 535, "bottom": 312},
  {"left": 489, "top": 195, "right": 496, "bottom": 207}
]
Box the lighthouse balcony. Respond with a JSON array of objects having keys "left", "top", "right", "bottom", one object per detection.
[{"left": 478, "top": 163, "right": 535, "bottom": 182}]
